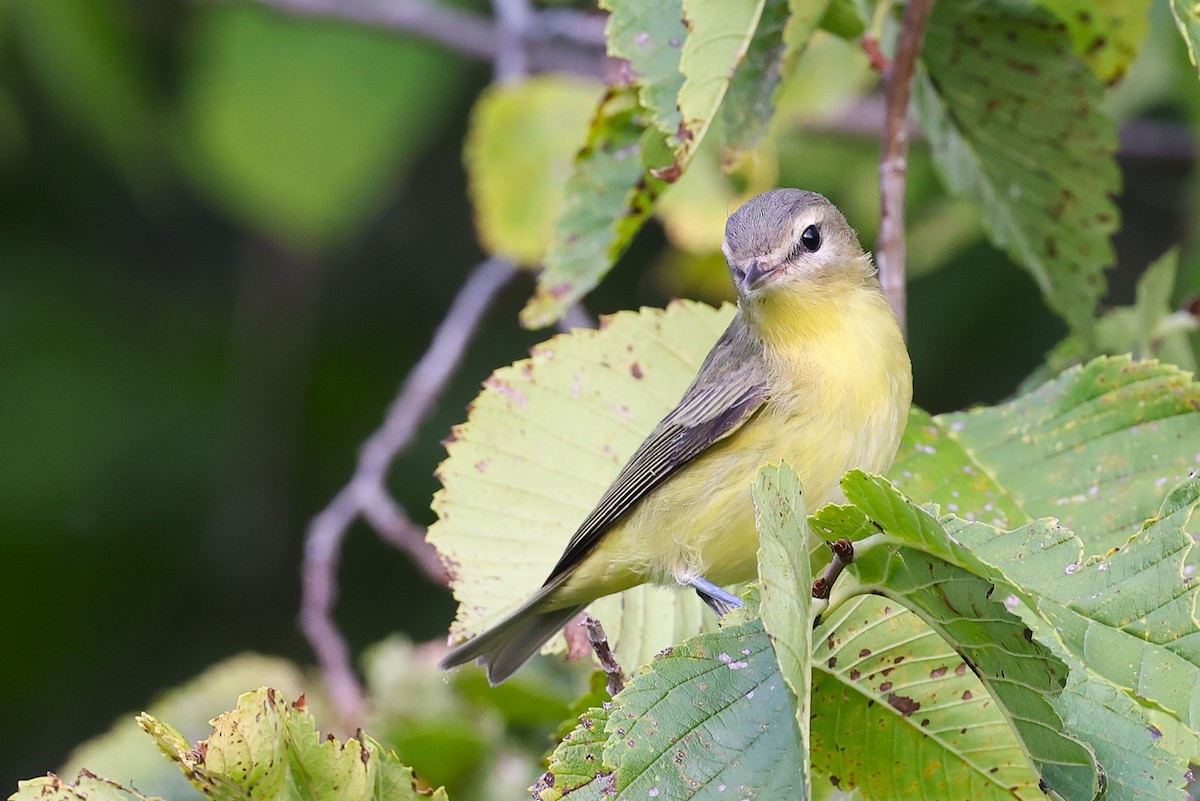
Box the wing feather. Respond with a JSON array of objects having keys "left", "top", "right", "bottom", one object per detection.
[{"left": 544, "top": 320, "right": 769, "bottom": 582}]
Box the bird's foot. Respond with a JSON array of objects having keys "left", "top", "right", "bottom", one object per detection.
[{"left": 682, "top": 575, "right": 743, "bottom": 617}]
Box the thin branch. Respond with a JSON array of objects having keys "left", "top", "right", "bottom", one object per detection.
[
  {"left": 807, "top": 96, "right": 1198, "bottom": 164},
  {"left": 490, "top": 0, "right": 535, "bottom": 82},
  {"left": 581, "top": 615, "right": 625, "bottom": 695},
  {"left": 229, "top": 0, "right": 610, "bottom": 78},
  {"left": 300, "top": 257, "right": 516, "bottom": 728},
  {"left": 557, "top": 302, "right": 597, "bottom": 332},
  {"left": 876, "top": 0, "right": 936, "bottom": 337},
  {"left": 811, "top": 538, "right": 855, "bottom": 600}
]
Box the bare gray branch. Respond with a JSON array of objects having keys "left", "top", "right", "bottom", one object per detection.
[{"left": 299, "top": 257, "right": 515, "bottom": 728}]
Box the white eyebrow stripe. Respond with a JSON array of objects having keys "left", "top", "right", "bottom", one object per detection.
[{"left": 762, "top": 209, "right": 825, "bottom": 262}]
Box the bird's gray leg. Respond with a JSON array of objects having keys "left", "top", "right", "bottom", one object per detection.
[{"left": 682, "top": 575, "right": 743, "bottom": 617}]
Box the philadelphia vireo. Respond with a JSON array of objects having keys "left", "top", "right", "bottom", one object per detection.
[{"left": 440, "top": 189, "right": 913, "bottom": 684}]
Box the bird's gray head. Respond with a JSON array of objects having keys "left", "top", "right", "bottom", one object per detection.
[{"left": 722, "top": 189, "right": 870, "bottom": 297}]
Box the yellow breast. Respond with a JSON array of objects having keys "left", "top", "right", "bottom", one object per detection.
[{"left": 557, "top": 279, "right": 911, "bottom": 604}]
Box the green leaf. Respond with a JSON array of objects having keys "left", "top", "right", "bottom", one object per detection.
[
  {"left": 430, "top": 302, "right": 735, "bottom": 668},
  {"left": 600, "top": 0, "right": 686, "bottom": 137},
  {"left": 1038, "top": 0, "right": 1151, "bottom": 85},
  {"left": 538, "top": 618, "right": 807, "bottom": 799},
  {"left": 1053, "top": 674, "right": 1195, "bottom": 800},
  {"left": 535, "top": 705, "right": 613, "bottom": 801},
  {"left": 465, "top": 77, "right": 604, "bottom": 267},
  {"left": 59, "top": 655, "right": 310, "bottom": 801},
  {"left": 1024, "top": 249, "right": 1199, "bottom": 388},
  {"left": 1170, "top": 0, "right": 1200, "bottom": 78},
  {"left": 815, "top": 477, "right": 1103, "bottom": 799},
  {"left": 816, "top": 0, "right": 865, "bottom": 40},
  {"left": 140, "top": 687, "right": 449, "bottom": 801},
  {"left": 604, "top": 619, "right": 806, "bottom": 799},
  {"left": 811, "top": 596, "right": 1043, "bottom": 799},
  {"left": 820, "top": 471, "right": 1200, "bottom": 798},
  {"left": 9, "top": 0, "right": 159, "bottom": 191},
  {"left": 721, "top": 0, "right": 833, "bottom": 156},
  {"left": 521, "top": 87, "right": 670, "bottom": 328},
  {"left": 891, "top": 357, "right": 1200, "bottom": 555},
  {"left": 180, "top": 4, "right": 465, "bottom": 251},
  {"left": 753, "top": 461, "right": 813, "bottom": 777},
  {"left": 10, "top": 773, "right": 159, "bottom": 801},
  {"left": 675, "top": 0, "right": 768, "bottom": 161},
  {"left": 915, "top": 2, "right": 1120, "bottom": 335},
  {"left": 948, "top": 477, "right": 1200, "bottom": 736}
]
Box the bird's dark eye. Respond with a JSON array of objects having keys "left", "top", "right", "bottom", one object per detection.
[{"left": 800, "top": 224, "right": 821, "bottom": 252}]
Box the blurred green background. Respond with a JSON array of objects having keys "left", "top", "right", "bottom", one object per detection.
[{"left": 2, "top": 0, "right": 1198, "bottom": 792}]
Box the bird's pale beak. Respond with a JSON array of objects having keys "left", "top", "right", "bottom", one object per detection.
[{"left": 742, "top": 259, "right": 776, "bottom": 292}]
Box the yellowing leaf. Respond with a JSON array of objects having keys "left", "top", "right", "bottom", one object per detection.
[
  {"left": 465, "top": 77, "right": 604, "bottom": 266},
  {"left": 140, "top": 688, "right": 448, "bottom": 801},
  {"left": 430, "top": 302, "right": 735, "bottom": 666}
]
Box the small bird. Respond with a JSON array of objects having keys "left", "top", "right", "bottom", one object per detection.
[{"left": 440, "top": 189, "right": 912, "bottom": 684}]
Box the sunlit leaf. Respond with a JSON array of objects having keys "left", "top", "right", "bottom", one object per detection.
[
  {"left": 141, "top": 688, "right": 448, "bottom": 801},
  {"left": 10, "top": 773, "right": 159, "bottom": 801},
  {"left": 465, "top": 76, "right": 604, "bottom": 267},
  {"left": 431, "top": 302, "right": 733, "bottom": 666},
  {"left": 811, "top": 596, "right": 1042, "bottom": 799},
  {"left": 60, "top": 655, "right": 310, "bottom": 801},
  {"left": 891, "top": 356, "right": 1200, "bottom": 554},
  {"left": 915, "top": 2, "right": 1120, "bottom": 335}
]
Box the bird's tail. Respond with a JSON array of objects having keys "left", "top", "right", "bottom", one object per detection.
[{"left": 439, "top": 584, "right": 586, "bottom": 685}]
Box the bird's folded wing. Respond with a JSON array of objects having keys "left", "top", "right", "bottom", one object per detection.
[{"left": 544, "top": 322, "right": 769, "bottom": 583}]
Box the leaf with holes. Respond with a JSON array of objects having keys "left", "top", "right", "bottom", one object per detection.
[
  {"left": 521, "top": 86, "right": 670, "bottom": 328},
  {"left": 915, "top": 2, "right": 1120, "bottom": 335},
  {"left": 945, "top": 476, "right": 1200, "bottom": 739},
  {"left": 671, "top": 0, "right": 769, "bottom": 173},
  {"left": 890, "top": 356, "right": 1200, "bottom": 556},
  {"left": 720, "top": 0, "right": 832, "bottom": 157},
  {"left": 822, "top": 470, "right": 1200, "bottom": 799},
  {"left": 812, "top": 482, "right": 1103, "bottom": 800},
  {"left": 535, "top": 705, "right": 613, "bottom": 801},
  {"left": 811, "top": 596, "right": 1043, "bottom": 799},
  {"left": 604, "top": 618, "right": 806, "bottom": 799},
  {"left": 10, "top": 774, "right": 160, "bottom": 801},
  {"left": 139, "top": 688, "right": 448, "bottom": 801},
  {"left": 600, "top": 0, "right": 686, "bottom": 137}
]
